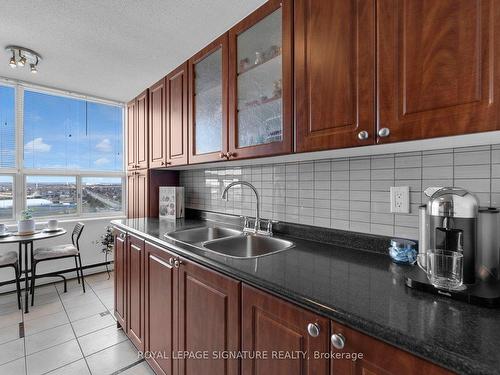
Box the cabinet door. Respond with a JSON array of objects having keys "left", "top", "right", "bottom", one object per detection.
[
  {"left": 149, "top": 79, "right": 167, "bottom": 168},
  {"left": 113, "top": 228, "right": 127, "bottom": 329},
  {"left": 136, "top": 170, "right": 149, "bottom": 218},
  {"left": 127, "top": 234, "right": 145, "bottom": 351},
  {"left": 144, "top": 242, "right": 177, "bottom": 375},
  {"left": 126, "top": 100, "right": 136, "bottom": 170},
  {"left": 295, "top": 0, "right": 375, "bottom": 152},
  {"left": 242, "top": 285, "right": 329, "bottom": 375},
  {"left": 136, "top": 90, "right": 149, "bottom": 169},
  {"left": 126, "top": 172, "right": 136, "bottom": 219},
  {"left": 166, "top": 62, "right": 189, "bottom": 166},
  {"left": 228, "top": 0, "right": 293, "bottom": 159},
  {"left": 330, "top": 321, "right": 453, "bottom": 374},
  {"left": 178, "top": 258, "right": 240, "bottom": 375},
  {"left": 377, "top": 0, "right": 500, "bottom": 143},
  {"left": 188, "top": 34, "right": 228, "bottom": 164}
]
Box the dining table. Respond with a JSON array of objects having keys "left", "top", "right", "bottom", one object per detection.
[{"left": 0, "top": 229, "right": 67, "bottom": 313}]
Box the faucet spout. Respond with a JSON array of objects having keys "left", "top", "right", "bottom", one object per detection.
[{"left": 221, "top": 181, "right": 260, "bottom": 232}]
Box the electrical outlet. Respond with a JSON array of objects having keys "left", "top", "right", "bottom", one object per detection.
[{"left": 390, "top": 186, "right": 410, "bottom": 213}]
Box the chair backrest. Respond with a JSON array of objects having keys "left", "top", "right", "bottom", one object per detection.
[{"left": 72, "top": 222, "right": 85, "bottom": 249}]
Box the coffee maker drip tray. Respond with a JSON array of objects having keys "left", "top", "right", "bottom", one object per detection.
[{"left": 405, "top": 268, "right": 500, "bottom": 308}]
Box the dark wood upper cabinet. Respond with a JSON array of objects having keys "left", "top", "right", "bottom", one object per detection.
[
  {"left": 178, "top": 258, "right": 240, "bottom": 375},
  {"left": 126, "top": 100, "right": 136, "bottom": 170},
  {"left": 149, "top": 78, "right": 167, "bottom": 168},
  {"left": 136, "top": 89, "right": 149, "bottom": 169},
  {"left": 166, "top": 62, "right": 189, "bottom": 166},
  {"left": 295, "top": 0, "right": 376, "bottom": 152},
  {"left": 144, "top": 241, "right": 177, "bottom": 375},
  {"left": 228, "top": 0, "right": 293, "bottom": 160},
  {"left": 127, "top": 169, "right": 149, "bottom": 219},
  {"left": 188, "top": 34, "right": 229, "bottom": 164},
  {"left": 330, "top": 321, "right": 453, "bottom": 374},
  {"left": 126, "top": 172, "right": 136, "bottom": 219},
  {"left": 242, "top": 285, "right": 329, "bottom": 375},
  {"left": 127, "top": 90, "right": 149, "bottom": 170},
  {"left": 113, "top": 228, "right": 127, "bottom": 330},
  {"left": 377, "top": 0, "right": 500, "bottom": 143},
  {"left": 127, "top": 233, "right": 145, "bottom": 351}
]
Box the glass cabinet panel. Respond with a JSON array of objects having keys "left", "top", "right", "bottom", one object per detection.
[
  {"left": 193, "top": 48, "right": 223, "bottom": 155},
  {"left": 236, "top": 8, "right": 283, "bottom": 148}
]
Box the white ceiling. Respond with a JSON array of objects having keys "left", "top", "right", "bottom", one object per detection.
[{"left": 0, "top": 0, "right": 266, "bottom": 103}]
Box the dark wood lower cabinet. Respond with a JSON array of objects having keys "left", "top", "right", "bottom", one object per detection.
[
  {"left": 242, "top": 285, "right": 329, "bottom": 375},
  {"left": 113, "top": 228, "right": 127, "bottom": 329},
  {"left": 144, "top": 242, "right": 178, "bottom": 375},
  {"left": 127, "top": 233, "right": 145, "bottom": 351},
  {"left": 330, "top": 321, "right": 454, "bottom": 375},
  {"left": 114, "top": 229, "right": 454, "bottom": 375},
  {"left": 178, "top": 258, "right": 240, "bottom": 375}
]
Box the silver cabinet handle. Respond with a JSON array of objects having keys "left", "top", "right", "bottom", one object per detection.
[
  {"left": 331, "top": 333, "right": 346, "bottom": 349},
  {"left": 174, "top": 259, "right": 183, "bottom": 268},
  {"left": 378, "top": 128, "right": 390, "bottom": 137},
  {"left": 357, "top": 131, "right": 369, "bottom": 140},
  {"left": 307, "top": 322, "right": 320, "bottom": 337},
  {"left": 168, "top": 257, "right": 175, "bottom": 266},
  {"left": 119, "top": 233, "right": 126, "bottom": 239}
]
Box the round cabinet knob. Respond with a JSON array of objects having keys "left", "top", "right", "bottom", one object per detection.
[
  {"left": 378, "top": 127, "right": 390, "bottom": 138},
  {"left": 307, "top": 322, "right": 321, "bottom": 337},
  {"left": 119, "top": 233, "right": 126, "bottom": 239},
  {"left": 161, "top": 161, "right": 165, "bottom": 166},
  {"left": 357, "top": 131, "right": 369, "bottom": 140},
  {"left": 220, "top": 152, "right": 226, "bottom": 159},
  {"left": 168, "top": 258, "right": 175, "bottom": 266},
  {"left": 226, "top": 152, "right": 236, "bottom": 159},
  {"left": 331, "top": 333, "right": 346, "bottom": 349},
  {"left": 174, "top": 259, "right": 183, "bottom": 268}
]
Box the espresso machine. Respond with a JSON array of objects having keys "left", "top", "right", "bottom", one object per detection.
[{"left": 406, "top": 187, "right": 500, "bottom": 307}]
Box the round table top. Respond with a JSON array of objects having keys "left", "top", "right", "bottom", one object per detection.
[{"left": 0, "top": 228, "right": 67, "bottom": 244}]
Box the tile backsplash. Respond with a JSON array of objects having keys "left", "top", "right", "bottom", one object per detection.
[{"left": 180, "top": 144, "right": 500, "bottom": 240}]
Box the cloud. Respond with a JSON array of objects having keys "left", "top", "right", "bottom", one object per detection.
[
  {"left": 96, "top": 138, "right": 112, "bottom": 152},
  {"left": 94, "top": 157, "right": 110, "bottom": 166},
  {"left": 24, "top": 138, "right": 51, "bottom": 153}
]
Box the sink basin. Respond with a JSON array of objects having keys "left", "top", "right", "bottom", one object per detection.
[
  {"left": 165, "top": 226, "right": 242, "bottom": 244},
  {"left": 203, "top": 234, "right": 294, "bottom": 258}
]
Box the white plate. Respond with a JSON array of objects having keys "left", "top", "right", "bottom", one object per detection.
[
  {"left": 0, "top": 232, "right": 11, "bottom": 238},
  {"left": 43, "top": 228, "right": 63, "bottom": 233}
]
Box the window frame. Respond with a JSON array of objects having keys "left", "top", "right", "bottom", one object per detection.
[{"left": 0, "top": 79, "right": 126, "bottom": 223}]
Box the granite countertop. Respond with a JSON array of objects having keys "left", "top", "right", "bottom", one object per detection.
[{"left": 112, "top": 217, "right": 500, "bottom": 375}]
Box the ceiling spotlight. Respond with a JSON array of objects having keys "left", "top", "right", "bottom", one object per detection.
[
  {"left": 5, "top": 46, "right": 42, "bottom": 73},
  {"left": 9, "top": 52, "right": 16, "bottom": 68},
  {"left": 18, "top": 54, "right": 27, "bottom": 67}
]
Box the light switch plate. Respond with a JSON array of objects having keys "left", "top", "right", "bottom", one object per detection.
[{"left": 390, "top": 186, "right": 410, "bottom": 213}]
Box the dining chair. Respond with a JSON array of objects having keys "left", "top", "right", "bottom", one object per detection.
[
  {"left": 0, "top": 251, "right": 22, "bottom": 309},
  {"left": 30, "top": 223, "right": 85, "bottom": 306}
]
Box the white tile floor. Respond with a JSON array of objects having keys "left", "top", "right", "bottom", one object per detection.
[{"left": 0, "top": 272, "right": 154, "bottom": 375}]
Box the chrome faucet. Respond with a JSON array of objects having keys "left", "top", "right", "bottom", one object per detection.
[{"left": 221, "top": 181, "right": 265, "bottom": 234}]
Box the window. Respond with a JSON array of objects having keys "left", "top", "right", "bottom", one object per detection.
[
  {"left": 0, "top": 175, "right": 14, "bottom": 219},
  {"left": 82, "top": 177, "right": 123, "bottom": 214},
  {"left": 0, "top": 86, "right": 15, "bottom": 169},
  {"left": 26, "top": 176, "right": 77, "bottom": 217},
  {"left": 0, "top": 82, "right": 125, "bottom": 221},
  {"left": 23, "top": 90, "right": 123, "bottom": 171}
]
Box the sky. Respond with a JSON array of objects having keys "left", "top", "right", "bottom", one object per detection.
[{"left": 23, "top": 90, "right": 123, "bottom": 171}]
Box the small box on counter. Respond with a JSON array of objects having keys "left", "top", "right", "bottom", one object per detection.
[{"left": 159, "top": 187, "right": 185, "bottom": 219}]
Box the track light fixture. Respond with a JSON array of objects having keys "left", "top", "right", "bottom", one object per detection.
[
  {"left": 9, "top": 51, "right": 16, "bottom": 68},
  {"left": 5, "top": 46, "right": 42, "bottom": 73}
]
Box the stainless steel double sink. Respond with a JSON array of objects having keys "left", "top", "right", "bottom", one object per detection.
[{"left": 165, "top": 226, "right": 294, "bottom": 259}]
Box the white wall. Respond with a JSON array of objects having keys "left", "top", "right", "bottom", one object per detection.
[{"left": 0, "top": 216, "right": 122, "bottom": 292}]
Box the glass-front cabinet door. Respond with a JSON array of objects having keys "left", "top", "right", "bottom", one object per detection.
[
  {"left": 188, "top": 34, "right": 228, "bottom": 164},
  {"left": 228, "top": 0, "right": 292, "bottom": 159}
]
